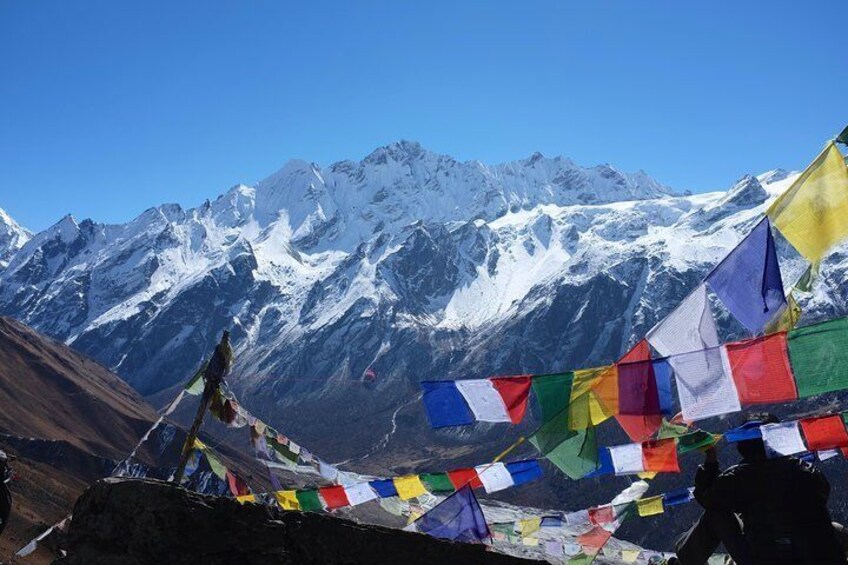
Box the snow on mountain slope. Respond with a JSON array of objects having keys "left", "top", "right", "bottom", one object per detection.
[
  {"left": 1, "top": 142, "right": 847, "bottom": 469},
  {"left": 0, "top": 207, "right": 31, "bottom": 268}
]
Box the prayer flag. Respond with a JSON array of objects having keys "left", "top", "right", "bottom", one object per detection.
[
  {"left": 636, "top": 495, "right": 665, "bottom": 517},
  {"left": 518, "top": 517, "right": 542, "bottom": 536},
  {"left": 705, "top": 218, "right": 785, "bottom": 332},
  {"left": 532, "top": 425, "right": 599, "bottom": 479},
  {"left": 474, "top": 463, "right": 515, "bottom": 494},
  {"left": 767, "top": 141, "right": 848, "bottom": 263},
  {"left": 420, "top": 472, "right": 455, "bottom": 494},
  {"left": 609, "top": 443, "right": 645, "bottom": 475},
  {"left": 663, "top": 487, "right": 695, "bottom": 507},
  {"left": 505, "top": 460, "right": 543, "bottom": 486},
  {"left": 296, "top": 490, "right": 324, "bottom": 512},
  {"left": 837, "top": 124, "right": 848, "bottom": 146},
  {"left": 724, "top": 421, "right": 764, "bottom": 443},
  {"left": 818, "top": 449, "right": 841, "bottom": 461},
  {"left": 415, "top": 486, "right": 490, "bottom": 543},
  {"left": 588, "top": 505, "right": 615, "bottom": 525},
  {"left": 532, "top": 372, "right": 573, "bottom": 423},
  {"left": 522, "top": 537, "right": 540, "bottom": 547},
  {"left": 799, "top": 415, "right": 848, "bottom": 450},
  {"left": 787, "top": 317, "right": 848, "bottom": 397},
  {"left": 765, "top": 293, "right": 802, "bottom": 334},
  {"left": 421, "top": 381, "right": 474, "bottom": 428},
  {"left": 651, "top": 359, "right": 676, "bottom": 416},
  {"left": 584, "top": 447, "right": 614, "bottom": 478},
  {"left": 447, "top": 468, "right": 483, "bottom": 490},
  {"left": 570, "top": 367, "right": 613, "bottom": 429},
  {"left": 236, "top": 494, "right": 255, "bottom": 504},
  {"left": 564, "top": 509, "right": 591, "bottom": 527},
  {"left": 545, "top": 541, "right": 564, "bottom": 557},
  {"left": 541, "top": 515, "right": 564, "bottom": 528},
  {"left": 394, "top": 475, "right": 428, "bottom": 500},
  {"left": 344, "top": 482, "right": 378, "bottom": 506},
  {"left": 642, "top": 439, "right": 680, "bottom": 473},
  {"left": 677, "top": 430, "right": 720, "bottom": 453},
  {"left": 226, "top": 471, "right": 250, "bottom": 497},
  {"left": 569, "top": 553, "right": 594, "bottom": 564},
  {"left": 615, "top": 342, "right": 663, "bottom": 442},
  {"left": 491, "top": 375, "right": 532, "bottom": 424},
  {"left": 617, "top": 360, "right": 661, "bottom": 416},
  {"left": 722, "top": 333, "right": 797, "bottom": 405},
  {"left": 275, "top": 490, "right": 300, "bottom": 510},
  {"left": 647, "top": 284, "right": 719, "bottom": 357},
  {"left": 671, "top": 347, "right": 742, "bottom": 421},
  {"left": 319, "top": 485, "right": 350, "bottom": 509},
  {"left": 593, "top": 364, "right": 619, "bottom": 415},
  {"left": 762, "top": 421, "right": 807, "bottom": 457},
  {"left": 369, "top": 479, "right": 398, "bottom": 498},
  {"left": 455, "top": 379, "right": 512, "bottom": 422},
  {"left": 622, "top": 549, "right": 641, "bottom": 563},
  {"left": 578, "top": 525, "right": 612, "bottom": 552}
]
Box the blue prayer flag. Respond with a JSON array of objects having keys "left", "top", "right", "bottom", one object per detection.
[
  {"left": 505, "top": 460, "right": 543, "bottom": 486},
  {"left": 724, "top": 421, "right": 764, "bottom": 443},
  {"left": 652, "top": 359, "right": 675, "bottom": 416},
  {"left": 369, "top": 479, "right": 398, "bottom": 498},
  {"left": 706, "top": 218, "right": 786, "bottom": 333},
  {"left": 421, "top": 381, "right": 475, "bottom": 428},
  {"left": 541, "top": 515, "right": 564, "bottom": 528},
  {"left": 663, "top": 487, "right": 694, "bottom": 507},
  {"left": 416, "top": 486, "right": 490, "bottom": 543},
  {"left": 583, "top": 447, "right": 614, "bottom": 478}
]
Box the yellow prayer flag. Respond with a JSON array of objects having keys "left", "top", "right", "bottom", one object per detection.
[
  {"left": 569, "top": 367, "right": 614, "bottom": 429},
  {"left": 637, "top": 471, "right": 658, "bottom": 480},
  {"left": 193, "top": 438, "right": 207, "bottom": 450},
  {"left": 622, "top": 548, "right": 641, "bottom": 563},
  {"left": 518, "top": 516, "right": 541, "bottom": 536},
  {"left": 236, "top": 494, "right": 256, "bottom": 504},
  {"left": 636, "top": 495, "right": 664, "bottom": 517},
  {"left": 394, "top": 475, "right": 428, "bottom": 500},
  {"left": 767, "top": 141, "right": 848, "bottom": 262},
  {"left": 521, "top": 537, "right": 540, "bottom": 547},
  {"left": 275, "top": 490, "right": 300, "bottom": 510}
]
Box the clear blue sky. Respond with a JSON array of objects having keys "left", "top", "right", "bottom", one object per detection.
[{"left": 1, "top": 1, "right": 846, "bottom": 231}]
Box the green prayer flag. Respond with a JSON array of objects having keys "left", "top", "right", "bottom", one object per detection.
[
  {"left": 267, "top": 436, "right": 298, "bottom": 463},
  {"left": 568, "top": 553, "right": 594, "bottom": 565},
  {"left": 296, "top": 490, "right": 324, "bottom": 512},
  {"left": 532, "top": 372, "right": 573, "bottom": 423},
  {"left": 184, "top": 364, "right": 207, "bottom": 395},
  {"left": 842, "top": 412, "right": 848, "bottom": 426},
  {"left": 532, "top": 426, "right": 598, "bottom": 479},
  {"left": 203, "top": 449, "right": 228, "bottom": 479},
  {"left": 787, "top": 318, "right": 848, "bottom": 397},
  {"left": 491, "top": 522, "right": 515, "bottom": 535},
  {"left": 657, "top": 419, "right": 690, "bottom": 440},
  {"left": 677, "top": 430, "right": 719, "bottom": 454},
  {"left": 420, "top": 473, "right": 455, "bottom": 494}
]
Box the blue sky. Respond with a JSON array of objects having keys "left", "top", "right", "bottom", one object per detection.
[{"left": 1, "top": 1, "right": 846, "bottom": 231}]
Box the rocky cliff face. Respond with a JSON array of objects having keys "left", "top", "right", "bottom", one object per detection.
[{"left": 56, "top": 478, "right": 541, "bottom": 565}]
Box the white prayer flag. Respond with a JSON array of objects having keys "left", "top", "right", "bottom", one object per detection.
[
  {"left": 564, "top": 542, "right": 584, "bottom": 556},
  {"left": 609, "top": 443, "right": 645, "bottom": 475},
  {"left": 544, "top": 541, "right": 564, "bottom": 557},
  {"left": 818, "top": 449, "right": 840, "bottom": 461},
  {"left": 456, "top": 379, "right": 511, "bottom": 422},
  {"left": 647, "top": 284, "right": 719, "bottom": 356},
  {"left": 319, "top": 460, "right": 340, "bottom": 482},
  {"left": 668, "top": 347, "right": 741, "bottom": 421},
  {"left": 762, "top": 421, "right": 807, "bottom": 456},
  {"left": 344, "top": 482, "right": 378, "bottom": 506},
  {"left": 474, "top": 462, "right": 515, "bottom": 493},
  {"left": 564, "top": 509, "right": 590, "bottom": 527}
]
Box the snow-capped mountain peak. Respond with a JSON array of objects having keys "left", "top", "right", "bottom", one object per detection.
[{"left": 0, "top": 207, "right": 32, "bottom": 267}]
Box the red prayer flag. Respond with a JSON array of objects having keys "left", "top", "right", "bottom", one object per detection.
[
  {"left": 226, "top": 470, "right": 251, "bottom": 497},
  {"left": 448, "top": 468, "right": 483, "bottom": 490},
  {"left": 578, "top": 525, "right": 612, "bottom": 552},
  {"left": 642, "top": 438, "right": 680, "bottom": 472},
  {"left": 615, "top": 340, "right": 662, "bottom": 442},
  {"left": 800, "top": 415, "right": 848, "bottom": 451},
  {"left": 588, "top": 504, "right": 615, "bottom": 525},
  {"left": 319, "top": 485, "right": 351, "bottom": 509},
  {"left": 490, "top": 375, "right": 532, "bottom": 424},
  {"left": 724, "top": 333, "right": 797, "bottom": 405}
]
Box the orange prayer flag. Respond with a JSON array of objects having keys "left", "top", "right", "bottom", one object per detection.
[{"left": 642, "top": 438, "right": 680, "bottom": 473}]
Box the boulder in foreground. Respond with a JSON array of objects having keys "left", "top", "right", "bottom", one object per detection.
[{"left": 56, "top": 478, "right": 543, "bottom": 564}]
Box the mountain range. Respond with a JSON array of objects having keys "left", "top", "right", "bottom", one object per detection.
[{"left": 1, "top": 141, "right": 847, "bottom": 495}]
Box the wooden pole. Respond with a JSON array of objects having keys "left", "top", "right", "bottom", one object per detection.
[{"left": 172, "top": 330, "right": 233, "bottom": 485}]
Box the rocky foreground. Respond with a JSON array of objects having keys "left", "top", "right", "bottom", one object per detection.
[{"left": 55, "top": 478, "right": 543, "bottom": 565}]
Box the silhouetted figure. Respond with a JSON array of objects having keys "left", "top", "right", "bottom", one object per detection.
[
  {"left": 672, "top": 414, "right": 847, "bottom": 565},
  {"left": 0, "top": 450, "right": 13, "bottom": 537}
]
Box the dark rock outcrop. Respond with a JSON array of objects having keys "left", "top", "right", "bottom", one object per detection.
[{"left": 57, "top": 478, "right": 542, "bottom": 565}]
